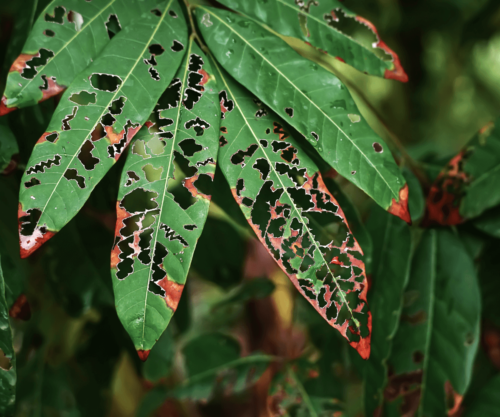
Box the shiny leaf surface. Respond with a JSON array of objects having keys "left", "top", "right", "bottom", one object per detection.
[
  {"left": 196, "top": 7, "right": 410, "bottom": 223},
  {"left": 111, "top": 39, "right": 218, "bottom": 355},
  {"left": 18, "top": 1, "right": 187, "bottom": 258},
  {"left": 217, "top": 0, "right": 408, "bottom": 82},
  {"left": 213, "top": 62, "right": 371, "bottom": 358},
  {"left": 0, "top": 0, "right": 163, "bottom": 114}
]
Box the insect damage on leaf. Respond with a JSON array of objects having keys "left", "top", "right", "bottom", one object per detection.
[
  {"left": 111, "top": 40, "right": 218, "bottom": 355},
  {"left": 424, "top": 120, "right": 500, "bottom": 225},
  {"left": 0, "top": 0, "right": 165, "bottom": 114},
  {"left": 18, "top": 2, "right": 188, "bottom": 258},
  {"left": 214, "top": 63, "right": 371, "bottom": 358}
]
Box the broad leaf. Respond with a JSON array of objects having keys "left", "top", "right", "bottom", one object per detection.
[
  {"left": 171, "top": 332, "right": 273, "bottom": 400},
  {"left": 196, "top": 7, "right": 410, "bottom": 224},
  {"left": 212, "top": 62, "right": 371, "bottom": 358},
  {"left": 111, "top": 39, "right": 218, "bottom": 356},
  {"left": 425, "top": 119, "right": 500, "bottom": 225},
  {"left": 465, "top": 374, "right": 500, "bottom": 417},
  {"left": 0, "top": 256, "right": 16, "bottom": 415},
  {"left": 19, "top": 1, "right": 188, "bottom": 258},
  {"left": 0, "top": 0, "right": 163, "bottom": 114},
  {"left": 384, "top": 229, "right": 480, "bottom": 416},
  {"left": 363, "top": 206, "right": 412, "bottom": 416},
  {"left": 217, "top": 0, "right": 408, "bottom": 82}
]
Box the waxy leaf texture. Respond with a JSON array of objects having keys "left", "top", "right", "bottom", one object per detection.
[
  {"left": 1, "top": 0, "right": 165, "bottom": 115},
  {"left": 111, "top": 39, "right": 219, "bottom": 355},
  {"left": 213, "top": 61, "right": 371, "bottom": 358},
  {"left": 426, "top": 119, "right": 500, "bottom": 225},
  {"left": 385, "top": 230, "right": 480, "bottom": 416},
  {"left": 217, "top": 0, "right": 408, "bottom": 82},
  {"left": 197, "top": 7, "right": 410, "bottom": 224},
  {"left": 18, "top": 1, "right": 188, "bottom": 258}
]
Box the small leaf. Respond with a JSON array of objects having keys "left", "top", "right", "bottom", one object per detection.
[
  {"left": 196, "top": 7, "right": 410, "bottom": 223},
  {"left": 212, "top": 61, "right": 371, "bottom": 358},
  {"left": 111, "top": 39, "right": 218, "bottom": 355},
  {"left": 171, "top": 332, "right": 273, "bottom": 401},
  {"left": 0, "top": 256, "right": 16, "bottom": 415},
  {"left": 0, "top": 0, "right": 163, "bottom": 114},
  {"left": 425, "top": 119, "right": 500, "bottom": 225},
  {"left": 363, "top": 206, "right": 412, "bottom": 416},
  {"left": 384, "top": 229, "right": 480, "bottom": 416},
  {"left": 217, "top": 0, "right": 408, "bottom": 81},
  {"left": 18, "top": 1, "right": 188, "bottom": 258}
]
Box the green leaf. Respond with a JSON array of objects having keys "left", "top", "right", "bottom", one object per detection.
[
  {"left": 211, "top": 61, "right": 371, "bottom": 358},
  {"left": 196, "top": 7, "right": 410, "bottom": 223},
  {"left": 18, "top": 1, "right": 188, "bottom": 258},
  {"left": 425, "top": 119, "right": 500, "bottom": 225},
  {"left": 213, "top": 277, "right": 275, "bottom": 310},
  {"left": 0, "top": 0, "right": 164, "bottom": 114},
  {"left": 216, "top": 0, "right": 408, "bottom": 82},
  {"left": 171, "top": 332, "right": 273, "bottom": 401},
  {"left": 473, "top": 205, "right": 500, "bottom": 239},
  {"left": 0, "top": 120, "right": 18, "bottom": 172},
  {"left": 142, "top": 329, "right": 175, "bottom": 383},
  {"left": 111, "top": 38, "right": 218, "bottom": 356},
  {"left": 403, "top": 168, "right": 425, "bottom": 223},
  {"left": 384, "top": 229, "right": 480, "bottom": 416},
  {"left": 0, "top": 256, "right": 16, "bottom": 416},
  {"left": 363, "top": 206, "right": 412, "bottom": 416},
  {"left": 465, "top": 374, "right": 500, "bottom": 417},
  {"left": 477, "top": 240, "right": 500, "bottom": 327}
]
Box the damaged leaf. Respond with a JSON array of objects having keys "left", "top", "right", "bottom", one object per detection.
[
  {"left": 18, "top": 1, "right": 188, "bottom": 258},
  {"left": 0, "top": 0, "right": 163, "bottom": 114},
  {"left": 364, "top": 206, "right": 412, "bottom": 416},
  {"left": 0, "top": 256, "right": 16, "bottom": 415},
  {"left": 425, "top": 119, "right": 500, "bottom": 225},
  {"left": 197, "top": 7, "right": 410, "bottom": 224},
  {"left": 111, "top": 39, "right": 218, "bottom": 355},
  {"left": 217, "top": 0, "right": 408, "bottom": 82},
  {"left": 384, "top": 229, "right": 480, "bottom": 416},
  {"left": 213, "top": 62, "right": 372, "bottom": 358}
]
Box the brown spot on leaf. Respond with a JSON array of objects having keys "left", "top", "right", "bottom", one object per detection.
[
  {"left": 0, "top": 96, "right": 16, "bottom": 116},
  {"left": 18, "top": 203, "right": 56, "bottom": 258},
  {"left": 354, "top": 16, "right": 408, "bottom": 83},
  {"left": 384, "top": 370, "right": 422, "bottom": 415},
  {"left": 8, "top": 53, "right": 38, "bottom": 74},
  {"left": 40, "top": 76, "right": 65, "bottom": 102},
  {"left": 9, "top": 294, "right": 31, "bottom": 320},
  {"left": 137, "top": 349, "right": 150, "bottom": 361},
  {"left": 156, "top": 276, "right": 184, "bottom": 311},
  {"left": 388, "top": 183, "right": 411, "bottom": 224},
  {"left": 445, "top": 381, "right": 463, "bottom": 416}
]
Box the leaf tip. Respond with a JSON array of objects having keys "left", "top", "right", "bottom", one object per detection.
[
  {"left": 137, "top": 349, "right": 150, "bottom": 362},
  {"left": 388, "top": 183, "right": 411, "bottom": 224},
  {"left": 0, "top": 96, "right": 16, "bottom": 116},
  {"left": 18, "top": 204, "right": 56, "bottom": 258}
]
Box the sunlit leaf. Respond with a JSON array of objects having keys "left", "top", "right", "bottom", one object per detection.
[
  {"left": 384, "top": 229, "right": 480, "bottom": 416},
  {"left": 0, "top": 256, "right": 16, "bottom": 415},
  {"left": 18, "top": 1, "right": 188, "bottom": 258},
  {"left": 111, "top": 39, "right": 218, "bottom": 356},
  {"left": 196, "top": 7, "right": 410, "bottom": 223},
  {"left": 363, "top": 206, "right": 412, "bottom": 416},
  {"left": 0, "top": 0, "right": 164, "bottom": 114},
  {"left": 212, "top": 61, "right": 371, "bottom": 358},
  {"left": 217, "top": 0, "right": 408, "bottom": 82},
  {"left": 425, "top": 119, "right": 500, "bottom": 225}
]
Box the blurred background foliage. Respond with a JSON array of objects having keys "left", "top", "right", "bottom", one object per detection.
[{"left": 1, "top": 0, "right": 500, "bottom": 416}]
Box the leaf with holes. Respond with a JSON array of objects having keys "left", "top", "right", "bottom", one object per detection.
[
  {"left": 18, "top": 1, "right": 187, "bottom": 259},
  {"left": 363, "top": 206, "right": 411, "bottom": 416},
  {"left": 0, "top": 0, "right": 166, "bottom": 115},
  {"left": 111, "top": 39, "right": 218, "bottom": 357},
  {"left": 213, "top": 62, "right": 371, "bottom": 358},
  {"left": 217, "top": 0, "right": 408, "bottom": 82},
  {"left": 383, "top": 229, "right": 480, "bottom": 416},
  {"left": 197, "top": 7, "right": 410, "bottom": 224},
  {"left": 425, "top": 119, "right": 500, "bottom": 225},
  {"left": 0, "top": 255, "right": 16, "bottom": 415}
]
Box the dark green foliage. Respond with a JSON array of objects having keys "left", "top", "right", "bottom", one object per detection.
[{"left": 1, "top": 0, "right": 500, "bottom": 415}]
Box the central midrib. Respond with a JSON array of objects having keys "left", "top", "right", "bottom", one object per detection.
[
  {"left": 213, "top": 57, "right": 360, "bottom": 332},
  {"left": 199, "top": 6, "right": 398, "bottom": 202}
]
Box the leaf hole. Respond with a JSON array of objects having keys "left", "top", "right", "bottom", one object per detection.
[{"left": 105, "top": 13, "right": 121, "bottom": 39}]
